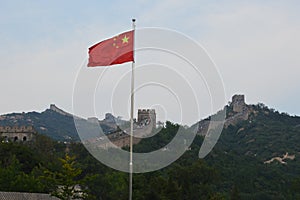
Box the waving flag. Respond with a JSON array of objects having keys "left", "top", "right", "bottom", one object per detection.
[{"left": 88, "top": 30, "right": 134, "bottom": 67}]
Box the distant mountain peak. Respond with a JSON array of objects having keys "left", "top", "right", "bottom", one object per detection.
[{"left": 49, "top": 104, "right": 73, "bottom": 117}]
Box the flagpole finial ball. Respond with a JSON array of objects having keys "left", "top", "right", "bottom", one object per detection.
[{"left": 132, "top": 19, "right": 136, "bottom": 22}]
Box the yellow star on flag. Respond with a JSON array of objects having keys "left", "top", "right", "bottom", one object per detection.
[{"left": 122, "top": 35, "right": 129, "bottom": 44}]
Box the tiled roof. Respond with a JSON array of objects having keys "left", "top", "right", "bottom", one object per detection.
[{"left": 0, "top": 192, "right": 59, "bottom": 200}]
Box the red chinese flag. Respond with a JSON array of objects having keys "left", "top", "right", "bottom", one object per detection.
[{"left": 88, "top": 30, "right": 134, "bottom": 67}]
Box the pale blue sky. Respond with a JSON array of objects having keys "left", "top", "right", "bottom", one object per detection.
[{"left": 1, "top": 1, "right": 300, "bottom": 124}]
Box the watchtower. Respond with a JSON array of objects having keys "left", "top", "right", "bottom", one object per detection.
[
  {"left": 137, "top": 109, "right": 156, "bottom": 128},
  {"left": 232, "top": 94, "right": 246, "bottom": 113},
  {"left": 0, "top": 125, "right": 37, "bottom": 142}
]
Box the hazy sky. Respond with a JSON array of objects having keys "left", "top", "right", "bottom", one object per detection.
[{"left": 1, "top": 1, "right": 300, "bottom": 124}]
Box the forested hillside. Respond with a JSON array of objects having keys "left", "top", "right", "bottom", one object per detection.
[{"left": 0, "top": 102, "right": 300, "bottom": 199}]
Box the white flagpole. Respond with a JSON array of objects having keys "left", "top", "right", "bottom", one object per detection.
[{"left": 129, "top": 18, "right": 136, "bottom": 200}]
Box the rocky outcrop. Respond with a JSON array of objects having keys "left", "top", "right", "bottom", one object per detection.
[{"left": 264, "top": 152, "right": 296, "bottom": 165}]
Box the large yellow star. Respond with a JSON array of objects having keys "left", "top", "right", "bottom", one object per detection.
[{"left": 122, "top": 35, "right": 129, "bottom": 44}]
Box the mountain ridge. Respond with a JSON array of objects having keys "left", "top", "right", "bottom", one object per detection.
[
  {"left": 1, "top": 95, "right": 300, "bottom": 146},
  {"left": 0, "top": 104, "right": 122, "bottom": 141}
]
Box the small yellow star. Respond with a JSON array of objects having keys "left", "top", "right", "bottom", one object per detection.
[{"left": 122, "top": 35, "right": 129, "bottom": 44}]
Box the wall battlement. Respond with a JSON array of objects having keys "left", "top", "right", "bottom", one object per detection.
[{"left": 0, "top": 125, "right": 36, "bottom": 133}]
